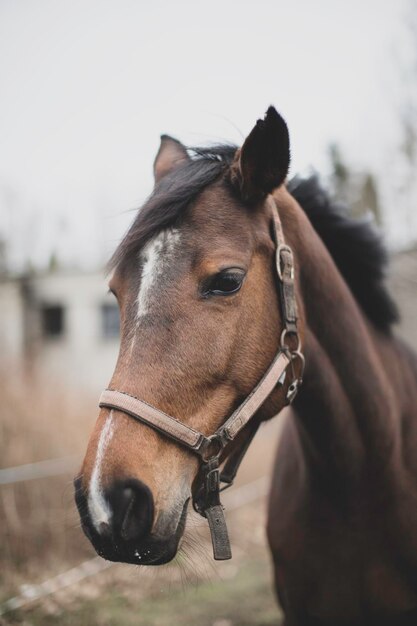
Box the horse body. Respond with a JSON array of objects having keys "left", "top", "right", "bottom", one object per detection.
[
  {"left": 75, "top": 107, "right": 417, "bottom": 624},
  {"left": 268, "top": 187, "right": 417, "bottom": 624}
]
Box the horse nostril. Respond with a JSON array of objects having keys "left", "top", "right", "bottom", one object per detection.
[
  {"left": 120, "top": 486, "right": 139, "bottom": 541},
  {"left": 107, "top": 479, "right": 154, "bottom": 543}
]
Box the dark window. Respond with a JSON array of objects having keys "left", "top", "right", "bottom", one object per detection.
[
  {"left": 101, "top": 303, "right": 120, "bottom": 338},
  {"left": 41, "top": 304, "right": 64, "bottom": 338}
]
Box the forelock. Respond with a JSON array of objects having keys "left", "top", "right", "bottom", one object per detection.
[{"left": 108, "top": 144, "right": 237, "bottom": 273}]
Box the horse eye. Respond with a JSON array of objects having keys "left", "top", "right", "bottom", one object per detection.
[{"left": 203, "top": 269, "right": 245, "bottom": 297}]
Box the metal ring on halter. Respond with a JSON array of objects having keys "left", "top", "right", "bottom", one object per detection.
[
  {"left": 199, "top": 434, "right": 226, "bottom": 463},
  {"left": 280, "top": 328, "right": 301, "bottom": 353}
]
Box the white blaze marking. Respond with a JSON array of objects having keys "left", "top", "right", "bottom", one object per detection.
[
  {"left": 88, "top": 411, "right": 115, "bottom": 532},
  {"left": 136, "top": 228, "right": 181, "bottom": 319}
]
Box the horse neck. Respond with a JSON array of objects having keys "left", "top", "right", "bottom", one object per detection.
[{"left": 274, "top": 188, "right": 403, "bottom": 480}]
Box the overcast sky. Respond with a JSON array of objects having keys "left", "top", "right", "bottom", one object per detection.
[{"left": 0, "top": 0, "right": 413, "bottom": 270}]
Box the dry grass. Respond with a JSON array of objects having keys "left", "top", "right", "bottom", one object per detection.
[
  {"left": 0, "top": 368, "right": 97, "bottom": 588},
  {"left": 0, "top": 367, "right": 96, "bottom": 465}
]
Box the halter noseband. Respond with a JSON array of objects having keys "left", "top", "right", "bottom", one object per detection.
[{"left": 98, "top": 196, "right": 304, "bottom": 560}]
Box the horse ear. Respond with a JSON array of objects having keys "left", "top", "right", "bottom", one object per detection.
[
  {"left": 229, "top": 106, "right": 290, "bottom": 203},
  {"left": 153, "top": 135, "right": 190, "bottom": 183}
]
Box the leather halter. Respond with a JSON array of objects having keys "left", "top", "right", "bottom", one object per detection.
[{"left": 99, "top": 195, "right": 304, "bottom": 560}]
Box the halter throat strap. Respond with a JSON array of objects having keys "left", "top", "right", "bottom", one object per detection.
[{"left": 98, "top": 195, "right": 303, "bottom": 560}]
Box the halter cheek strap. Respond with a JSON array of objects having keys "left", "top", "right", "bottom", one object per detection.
[{"left": 98, "top": 195, "right": 304, "bottom": 561}]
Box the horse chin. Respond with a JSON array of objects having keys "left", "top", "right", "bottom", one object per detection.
[{"left": 92, "top": 536, "right": 179, "bottom": 566}]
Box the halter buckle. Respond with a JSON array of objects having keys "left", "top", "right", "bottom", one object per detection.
[
  {"left": 206, "top": 461, "right": 221, "bottom": 494},
  {"left": 199, "top": 432, "right": 229, "bottom": 463},
  {"left": 194, "top": 456, "right": 223, "bottom": 511},
  {"left": 280, "top": 328, "right": 301, "bottom": 353},
  {"left": 277, "top": 244, "right": 295, "bottom": 281}
]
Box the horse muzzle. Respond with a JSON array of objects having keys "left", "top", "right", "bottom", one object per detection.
[{"left": 73, "top": 476, "right": 188, "bottom": 565}]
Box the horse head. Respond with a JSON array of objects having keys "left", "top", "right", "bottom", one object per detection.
[{"left": 74, "top": 107, "right": 304, "bottom": 565}]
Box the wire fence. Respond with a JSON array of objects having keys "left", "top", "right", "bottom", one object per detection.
[{"left": 0, "top": 456, "right": 78, "bottom": 486}]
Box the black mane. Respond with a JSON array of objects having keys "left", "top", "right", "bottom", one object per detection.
[
  {"left": 110, "top": 143, "right": 398, "bottom": 334},
  {"left": 289, "top": 176, "right": 399, "bottom": 333}
]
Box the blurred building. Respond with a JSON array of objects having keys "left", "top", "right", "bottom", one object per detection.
[{"left": 0, "top": 270, "right": 119, "bottom": 391}]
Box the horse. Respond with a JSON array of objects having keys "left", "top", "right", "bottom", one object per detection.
[{"left": 75, "top": 107, "right": 417, "bottom": 625}]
